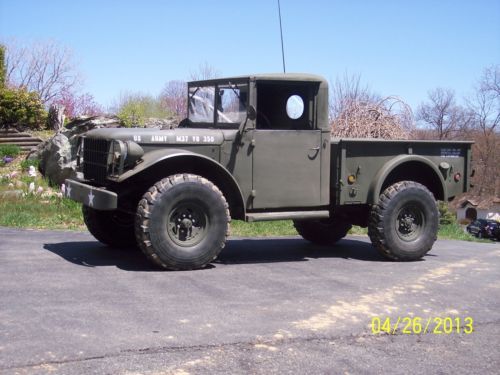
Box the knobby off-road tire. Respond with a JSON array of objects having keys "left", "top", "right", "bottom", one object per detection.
[
  {"left": 293, "top": 218, "right": 352, "bottom": 245},
  {"left": 368, "top": 181, "right": 439, "bottom": 261},
  {"left": 82, "top": 206, "right": 137, "bottom": 248},
  {"left": 135, "top": 174, "right": 230, "bottom": 270}
]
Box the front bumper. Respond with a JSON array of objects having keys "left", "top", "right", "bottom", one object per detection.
[{"left": 65, "top": 179, "right": 117, "bottom": 210}]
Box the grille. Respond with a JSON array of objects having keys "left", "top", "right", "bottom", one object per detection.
[{"left": 83, "top": 138, "right": 110, "bottom": 183}]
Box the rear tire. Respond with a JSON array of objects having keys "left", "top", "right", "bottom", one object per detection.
[
  {"left": 368, "top": 181, "right": 438, "bottom": 261},
  {"left": 135, "top": 174, "right": 230, "bottom": 270},
  {"left": 293, "top": 218, "right": 352, "bottom": 245},
  {"left": 82, "top": 206, "right": 137, "bottom": 248}
]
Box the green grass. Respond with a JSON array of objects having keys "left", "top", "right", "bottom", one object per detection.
[
  {"left": 438, "top": 222, "right": 490, "bottom": 242},
  {"left": 0, "top": 195, "right": 84, "bottom": 230},
  {"left": 0, "top": 144, "right": 21, "bottom": 158},
  {"left": 349, "top": 226, "right": 368, "bottom": 236},
  {"left": 0, "top": 199, "right": 487, "bottom": 244},
  {"left": 0, "top": 170, "right": 492, "bottom": 243},
  {"left": 230, "top": 220, "right": 296, "bottom": 237}
]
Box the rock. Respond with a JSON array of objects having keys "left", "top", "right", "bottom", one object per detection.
[
  {"left": 27, "top": 132, "right": 76, "bottom": 186},
  {"left": 65, "top": 115, "right": 122, "bottom": 132},
  {"left": 143, "top": 117, "right": 179, "bottom": 129}
]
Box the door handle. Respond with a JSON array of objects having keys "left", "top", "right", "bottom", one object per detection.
[{"left": 308, "top": 146, "right": 320, "bottom": 160}]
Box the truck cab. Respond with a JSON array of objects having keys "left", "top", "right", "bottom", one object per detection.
[{"left": 185, "top": 74, "right": 331, "bottom": 212}]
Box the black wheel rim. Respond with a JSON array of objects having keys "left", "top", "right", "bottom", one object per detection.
[
  {"left": 167, "top": 201, "right": 208, "bottom": 247},
  {"left": 395, "top": 203, "right": 425, "bottom": 242}
]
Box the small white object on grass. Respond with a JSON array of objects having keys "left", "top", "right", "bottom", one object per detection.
[{"left": 28, "top": 166, "right": 37, "bottom": 177}]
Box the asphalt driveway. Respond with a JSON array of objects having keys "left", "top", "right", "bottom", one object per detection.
[{"left": 0, "top": 227, "right": 499, "bottom": 374}]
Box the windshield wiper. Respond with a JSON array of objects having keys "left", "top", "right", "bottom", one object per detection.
[
  {"left": 228, "top": 81, "right": 246, "bottom": 108},
  {"left": 189, "top": 87, "right": 200, "bottom": 101}
]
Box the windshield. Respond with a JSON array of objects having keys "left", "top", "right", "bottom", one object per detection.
[{"left": 188, "top": 82, "right": 248, "bottom": 127}]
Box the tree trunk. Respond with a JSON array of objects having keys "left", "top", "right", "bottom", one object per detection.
[{"left": 48, "top": 104, "right": 65, "bottom": 132}]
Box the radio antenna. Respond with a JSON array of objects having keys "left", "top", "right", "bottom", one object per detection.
[{"left": 277, "top": 0, "right": 286, "bottom": 73}]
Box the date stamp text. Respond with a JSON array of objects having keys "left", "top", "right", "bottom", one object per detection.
[{"left": 371, "top": 316, "right": 474, "bottom": 335}]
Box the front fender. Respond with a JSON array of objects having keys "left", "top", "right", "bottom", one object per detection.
[
  {"left": 116, "top": 148, "right": 199, "bottom": 182},
  {"left": 367, "top": 155, "right": 447, "bottom": 204},
  {"left": 115, "top": 148, "right": 246, "bottom": 216}
]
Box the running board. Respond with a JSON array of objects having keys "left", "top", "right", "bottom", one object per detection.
[{"left": 246, "top": 210, "right": 329, "bottom": 222}]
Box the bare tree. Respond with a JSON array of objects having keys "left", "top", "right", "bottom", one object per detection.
[
  {"left": 4, "top": 40, "right": 80, "bottom": 105},
  {"left": 160, "top": 80, "right": 187, "bottom": 117},
  {"left": 54, "top": 88, "right": 103, "bottom": 118},
  {"left": 189, "top": 62, "right": 220, "bottom": 81},
  {"left": 0, "top": 44, "right": 6, "bottom": 88},
  {"left": 159, "top": 63, "right": 220, "bottom": 119},
  {"left": 416, "top": 88, "right": 471, "bottom": 140},
  {"left": 467, "top": 65, "right": 500, "bottom": 195},
  {"left": 329, "top": 73, "right": 377, "bottom": 120},
  {"left": 329, "top": 73, "right": 413, "bottom": 139},
  {"left": 482, "top": 65, "right": 500, "bottom": 96}
]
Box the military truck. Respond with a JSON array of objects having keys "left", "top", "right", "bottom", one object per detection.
[{"left": 65, "top": 74, "right": 473, "bottom": 270}]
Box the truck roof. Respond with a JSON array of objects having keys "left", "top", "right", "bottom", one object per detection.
[{"left": 189, "top": 73, "right": 328, "bottom": 87}]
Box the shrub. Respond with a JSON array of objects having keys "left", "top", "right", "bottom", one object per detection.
[
  {"left": 438, "top": 201, "right": 456, "bottom": 226},
  {"left": 0, "top": 144, "right": 21, "bottom": 158},
  {"left": 0, "top": 87, "right": 47, "bottom": 129},
  {"left": 115, "top": 93, "right": 172, "bottom": 127}
]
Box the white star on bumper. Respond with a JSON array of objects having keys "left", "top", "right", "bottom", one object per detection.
[{"left": 88, "top": 189, "right": 95, "bottom": 207}]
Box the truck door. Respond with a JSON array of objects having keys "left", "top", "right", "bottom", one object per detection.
[{"left": 250, "top": 83, "right": 323, "bottom": 209}]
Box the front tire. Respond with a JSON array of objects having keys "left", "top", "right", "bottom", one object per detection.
[
  {"left": 82, "top": 206, "right": 137, "bottom": 248},
  {"left": 368, "top": 181, "right": 438, "bottom": 261},
  {"left": 293, "top": 218, "right": 352, "bottom": 245},
  {"left": 135, "top": 174, "right": 230, "bottom": 270}
]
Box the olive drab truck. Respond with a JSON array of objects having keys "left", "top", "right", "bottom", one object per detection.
[{"left": 65, "top": 74, "right": 473, "bottom": 270}]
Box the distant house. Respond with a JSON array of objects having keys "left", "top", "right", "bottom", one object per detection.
[{"left": 455, "top": 196, "right": 500, "bottom": 222}]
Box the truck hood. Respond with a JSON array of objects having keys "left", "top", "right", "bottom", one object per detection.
[{"left": 84, "top": 127, "right": 231, "bottom": 146}]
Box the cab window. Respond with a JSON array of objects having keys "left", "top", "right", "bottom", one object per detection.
[{"left": 256, "top": 82, "right": 318, "bottom": 130}]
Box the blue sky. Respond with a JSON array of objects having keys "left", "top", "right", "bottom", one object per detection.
[{"left": 1, "top": 0, "right": 499, "bottom": 110}]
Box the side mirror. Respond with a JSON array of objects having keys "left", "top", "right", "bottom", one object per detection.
[
  {"left": 247, "top": 105, "right": 256, "bottom": 121},
  {"left": 238, "top": 105, "right": 256, "bottom": 136}
]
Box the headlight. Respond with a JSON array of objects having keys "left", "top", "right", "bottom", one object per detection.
[
  {"left": 108, "top": 140, "right": 127, "bottom": 176},
  {"left": 107, "top": 140, "right": 143, "bottom": 177},
  {"left": 124, "top": 141, "right": 144, "bottom": 167},
  {"left": 76, "top": 136, "right": 84, "bottom": 168}
]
